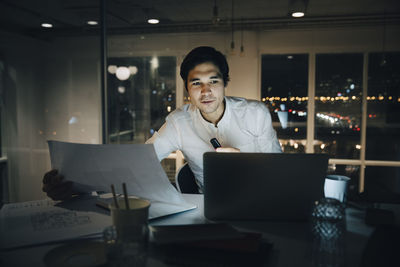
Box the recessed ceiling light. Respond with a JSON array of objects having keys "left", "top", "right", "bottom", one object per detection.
[
  {"left": 41, "top": 23, "right": 53, "bottom": 28},
  {"left": 87, "top": 21, "right": 98, "bottom": 25},
  {"left": 292, "top": 12, "right": 305, "bottom": 18},
  {"left": 147, "top": 18, "right": 159, "bottom": 24}
]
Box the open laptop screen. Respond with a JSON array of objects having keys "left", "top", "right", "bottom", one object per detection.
[{"left": 203, "top": 152, "right": 329, "bottom": 221}]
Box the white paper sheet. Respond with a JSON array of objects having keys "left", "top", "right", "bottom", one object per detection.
[
  {"left": 0, "top": 198, "right": 111, "bottom": 249},
  {"left": 47, "top": 141, "right": 196, "bottom": 216}
]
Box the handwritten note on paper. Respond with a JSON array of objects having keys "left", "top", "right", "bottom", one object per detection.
[
  {"left": 30, "top": 210, "right": 91, "bottom": 231},
  {"left": 1, "top": 198, "right": 56, "bottom": 214},
  {"left": 47, "top": 141, "right": 196, "bottom": 214},
  {"left": 0, "top": 199, "right": 111, "bottom": 249}
]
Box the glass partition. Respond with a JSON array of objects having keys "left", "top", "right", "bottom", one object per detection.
[
  {"left": 315, "top": 54, "right": 363, "bottom": 159},
  {"left": 366, "top": 52, "right": 400, "bottom": 161},
  {"left": 261, "top": 54, "right": 308, "bottom": 153},
  {"left": 106, "top": 56, "right": 177, "bottom": 181},
  {"left": 364, "top": 166, "right": 400, "bottom": 196},
  {"left": 107, "top": 56, "right": 176, "bottom": 144}
]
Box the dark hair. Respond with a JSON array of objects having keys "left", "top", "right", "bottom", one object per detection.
[{"left": 180, "top": 46, "right": 230, "bottom": 90}]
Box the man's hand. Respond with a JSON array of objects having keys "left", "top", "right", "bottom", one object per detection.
[
  {"left": 215, "top": 147, "right": 240, "bottom": 153},
  {"left": 42, "top": 169, "right": 74, "bottom": 200}
]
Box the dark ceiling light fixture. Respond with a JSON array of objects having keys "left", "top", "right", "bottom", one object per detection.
[
  {"left": 87, "top": 20, "right": 98, "bottom": 25},
  {"left": 212, "top": 0, "right": 220, "bottom": 25},
  {"left": 148, "top": 18, "right": 159, "bottom": 24},
  {"left": 289, "top": 0, "right": 308, "bottom": 18},
  {"left": 230, "top": 0, "right": 235, "bottom": 55},
  {"left": 144, "top": 7, "right": 160, "bottom": 24},
  {"left": 41, "top": 22, "right": 53, "bottom": 28}
]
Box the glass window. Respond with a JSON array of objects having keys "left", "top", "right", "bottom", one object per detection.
[
  {"left": 364, "top": 166, "right": 400, "bottom": 197},
  {"left": 107, "top": 56, "right": 176, "bottom": 144},
  {"left": 366, "top": 52, "right": 400, "bottom": 161},
  {"left": 315, "top": 54, "right": 363, "bottom": 159},
  {"left": 107, "top": 56, "right": 177, "bottom": 182},
  {"left": 261, "top": 54, "right": 308, "bottom": 153}
]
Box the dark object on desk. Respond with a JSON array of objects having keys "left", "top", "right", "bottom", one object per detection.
[
  {"left": 311, "top": 221, "right": 346, "bottom": 267},
  {"left": 310, "top": 199, "right": 346, "bottom": 266},
  {"left": 312, "top": 198, "right": 345, "bottom": 221},
  {"left": 43, "top": 240, "right": 106, "bottom": 267},
  {"left": 175, "top": 163, "right": 199, "bottom": 194},
  {"left": 150, "top": 223, "right": 243, "bottom": 244},
  {"left": 152, "top": 229, "right": 271, "bottom": 267},
  {"left": 311, "top": 198, "right": 346, "bottom": 265},
  {"left": 355, "top": 190, "right": 400, "bottom": 204},
  {"left": 360, "top": 225, "right": 400, "bottom": 267},
  {"left": 204, "top": 152, "right": 329, "bottom": 221},
  {"left": 365, "top": 207, "right": 395, "bottom": 226},
  {"left": 156, "top": 243, "right": 271, "bottom": 267}
]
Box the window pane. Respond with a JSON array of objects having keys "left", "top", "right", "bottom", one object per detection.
[
  {"left": 261, "top": 54, "right": 308, "bottom": 153},
  {"left": 364, "top": 166, "right": 400, "bottom": 200},
  {"left": 315, "top": 54, "right": 363, "bottom": 158},
  {"left": 107, "top": 56, "right": 176, "bottom": 144},
  {"left": 366, "top": 52, "right": 400, "bottom": 161}
]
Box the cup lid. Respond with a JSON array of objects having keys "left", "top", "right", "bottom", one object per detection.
[{"left": 326, "top": 175, "right": 350, "bottom": 181}]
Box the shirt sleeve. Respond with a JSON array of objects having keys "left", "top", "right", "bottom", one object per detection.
[
  {"left": 256, "top": 103, "right": 282, "bottom": 153},
  {"left": 145, "top": 117, "right": 181, "bottom": 161}
]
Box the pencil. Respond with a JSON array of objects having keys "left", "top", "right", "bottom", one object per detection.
[
  {"left": 122, "top": 182, "right": 130, "bottom": 210},
  {"left": 111, "top": 184, "right": 119, "bottom": 209}
]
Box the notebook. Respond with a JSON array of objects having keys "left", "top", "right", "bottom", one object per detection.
[{"left": 203, "top": 152, "right": 329, "bottom": 221}]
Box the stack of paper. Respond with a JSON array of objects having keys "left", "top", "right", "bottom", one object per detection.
[
  {"left": 0, "top": 141, "right": 197, "bottom": 249},
  {"left": 0, "top": 198, "right": 111, "bottom": 249}
]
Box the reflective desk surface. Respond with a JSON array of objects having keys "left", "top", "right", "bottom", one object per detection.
[{"left": 0, "top": 194, "right": 389, "bottom": 267}]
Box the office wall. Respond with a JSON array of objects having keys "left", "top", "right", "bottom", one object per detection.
[
  {"left": 1, "top": 33, "right": 101, "bottom": 202},
  {"left": 42, "top": 37, "right": 101, "bottom": 145},
  {"left": 1, "top": 25, "right": 400, "bottom": 202},
  {"left": 0, "top": 32, "right": 47, "bottom": 202}
]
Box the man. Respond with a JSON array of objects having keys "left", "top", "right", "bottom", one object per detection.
[{"left": 43, "top": 46, "right": 281, "bottom": 199}]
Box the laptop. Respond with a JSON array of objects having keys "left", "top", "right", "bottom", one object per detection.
[{"left": 203, "top": 152, "right": 329, "bottom": 221}]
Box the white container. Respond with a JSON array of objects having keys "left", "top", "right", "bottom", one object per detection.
[{"left": 324, "top": 175, "right": 350, "bottom": 203}]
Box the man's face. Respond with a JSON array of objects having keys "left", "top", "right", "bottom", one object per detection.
[{"left": 186, "top": 62, "right": 225, "bottom": 123}]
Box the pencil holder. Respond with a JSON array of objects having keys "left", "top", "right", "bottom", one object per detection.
[
  {"left": 109, "top": 198, "right": 150, "bottom": 243},
  {"left": 104, "top": 197, "right": 151, "bottom": 267}
]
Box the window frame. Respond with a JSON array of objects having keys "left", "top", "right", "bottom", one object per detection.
[{"left": 259, "top": 51, "right": 400, "bottom": 192}]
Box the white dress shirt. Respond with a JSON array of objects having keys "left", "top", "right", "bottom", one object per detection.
[{"left": 146, "top": 96, "right": 282, "bottom": 190}]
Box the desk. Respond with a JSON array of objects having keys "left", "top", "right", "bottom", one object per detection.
[{"left": 0, "top": 194, "right": 376, "bottom": 267}]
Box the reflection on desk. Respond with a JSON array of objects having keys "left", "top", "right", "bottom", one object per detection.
[{"left": 0, "top": 194, "right": 393, "bottom": 267}]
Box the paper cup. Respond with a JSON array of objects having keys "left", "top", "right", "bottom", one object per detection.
[{"left": 324, "top": 175, "right": 350, "bottom": 203}]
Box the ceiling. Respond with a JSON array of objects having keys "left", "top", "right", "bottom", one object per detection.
[{"left": 0, "top": 0, "right": 399, "bottom": 40}]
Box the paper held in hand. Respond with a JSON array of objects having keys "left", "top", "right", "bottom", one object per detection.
[{"left": 47, "top": 140, "right": 196, "bottom": 219}]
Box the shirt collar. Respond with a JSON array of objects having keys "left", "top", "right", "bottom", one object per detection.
[{"left": 191, "top": 96, "right": 231, "bottom": 128}]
